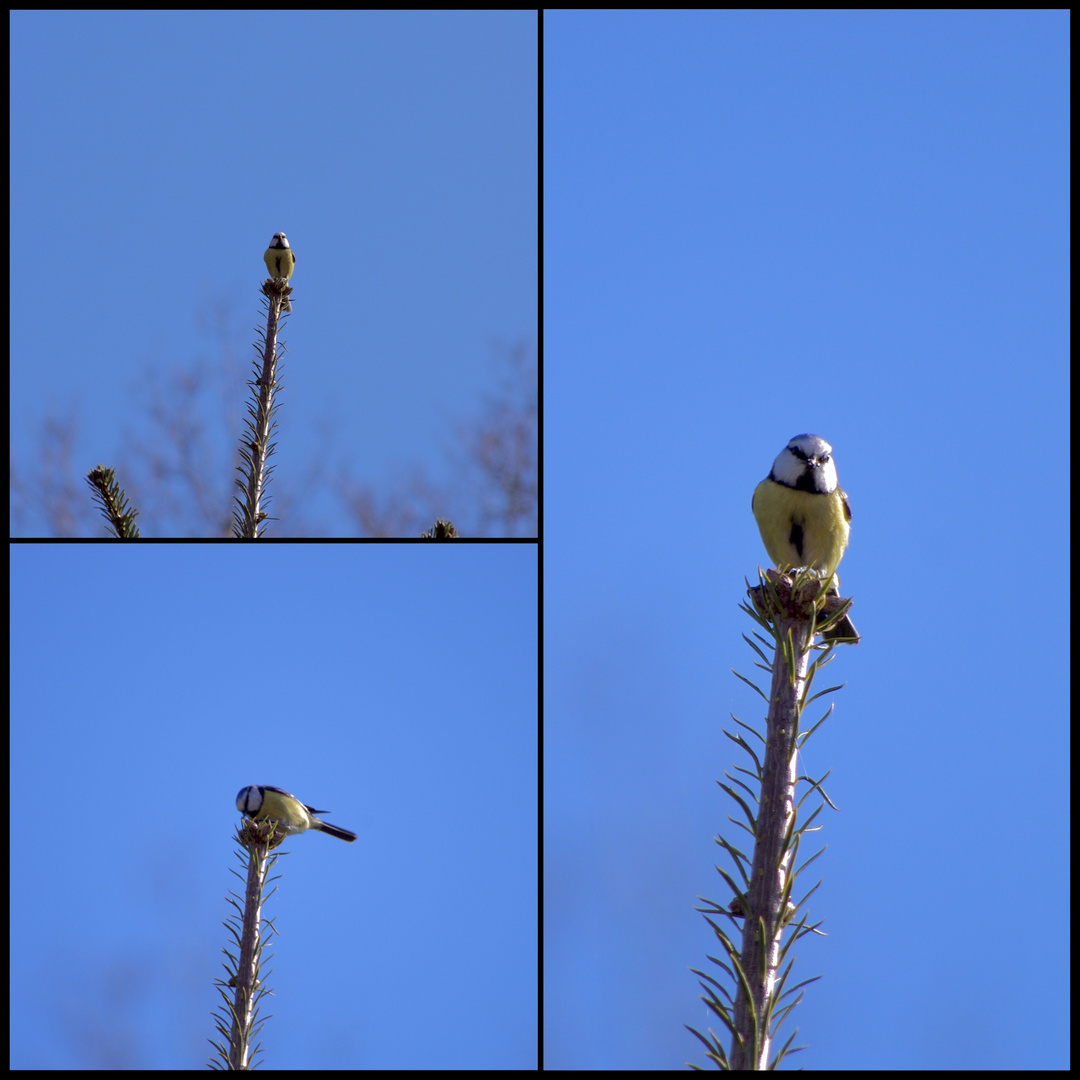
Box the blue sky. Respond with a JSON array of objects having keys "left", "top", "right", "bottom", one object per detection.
[
  {"left": 10, "top": 545, "right": 537, "bottom": 1068},
  {"left": 10, "top": 11, "right": 537, "bottom": 536},
  {"left": 544, "top": 11, "right": 1068, "bottom": 1070}
]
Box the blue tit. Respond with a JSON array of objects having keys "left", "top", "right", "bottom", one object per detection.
[
  {"left": 236, "top": 785, "right": 356, "bottom": 842},
  {"left": 752, "top": 434, "right": 850, "bottom": 577},
  {"left": 752, "top": 434, "right": 858, "bottom": 642},
  {"left": 263, "top": 232, "right": 295, "bottom": 312}
]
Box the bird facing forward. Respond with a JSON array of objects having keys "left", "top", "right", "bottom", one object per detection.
[{"left": 263, "top": 232, "right": 295, "bottom": 312}]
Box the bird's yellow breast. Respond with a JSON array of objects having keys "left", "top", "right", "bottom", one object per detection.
[
  {"left": 752, "top": 478, "right": 850, "bottom": 577},
  {"left": 264, "top": 247, "right": 295, "bottom": 281}
]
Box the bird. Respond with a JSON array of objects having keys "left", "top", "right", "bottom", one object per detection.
[
  {"left": 752, "top": 434, "right": 859, "bottom": 642},
  {"left": 263, "top": 232, "right": 296, "bottom": 313},
  {"left": 236, "top": 785, "right": 356, "bottom": 842}
]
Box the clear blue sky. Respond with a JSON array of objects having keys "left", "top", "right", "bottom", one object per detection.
[
  {"left": 10, "top": 545, "right": 537, "bottom": 1068},
  {"left": 544, "top": 11, "right": 1068, "bottom": 1070},
  {"left": 10, "top": 11, "right": 537, "bottom": 535}
]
